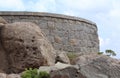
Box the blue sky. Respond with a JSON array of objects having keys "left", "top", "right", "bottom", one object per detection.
[{"left": 0, "top": 0, "right": 120, "bottom": 58}]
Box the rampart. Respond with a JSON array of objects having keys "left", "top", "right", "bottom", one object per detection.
[{"left": 0, "top": 11, "right": 99, "bottom": 53}]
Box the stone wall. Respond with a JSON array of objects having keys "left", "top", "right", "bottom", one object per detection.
[{"left": 0, "top": 11, "right": 99, "bottom": 54}]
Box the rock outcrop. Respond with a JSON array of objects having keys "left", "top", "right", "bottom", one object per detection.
[
  {"left": 0, "top": 17, "right": 8, "bottom": 73},
  {"left": 0, "top": 73, "right": 6, "bottom": 78},
  {"left": 74, "top": 54, "right": 120, "bottom": 78},
  {"left": 39, "top": 55, "right": 120, "bottom": 78},
  {"left": 39, "top": 62, "right": 86, "bottom": 78},
  {"left": 39, "top": 62, "right": 72, "bottom": 73},
  {"left": 50, "top": 66, "right": 86, "bottom": 78},
  {"left": 0, "top": 73, "right": 20, "bottom": 78},
  {"left": 0, "top": 22, "right": 56, "bottom": 73}
]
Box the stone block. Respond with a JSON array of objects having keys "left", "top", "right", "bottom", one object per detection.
[
  {"left": 69, "top": 39, "right": 78, "bottom": 46},
  {"left": 47, "top": 21, "right": 55, "bottom": 30},
  {"left": 54, "top": 36, "right": 62, "bottom": 43}
]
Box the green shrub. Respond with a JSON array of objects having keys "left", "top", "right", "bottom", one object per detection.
[
  {"left": 98, "top": 52, "right": 104, "bottom": 55},
  {"left": 21, "top": 68, "right": 38, "bottom": 78},
  {"left": 105, "top": 49, "right": 116, "bottom": 56},
  {"left": 97, "top": 49, "right": 117, "bottom": 57},
  {"left": 39, "top": 71, "right": 50, "bottom": 78},
  {"left": 21, "top": 68, "right": 50, "bottom": 78}
]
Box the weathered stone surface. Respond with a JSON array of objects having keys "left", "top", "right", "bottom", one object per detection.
[
  {"left": 1, "top": 22, "right": 56, "bottom": 73},
  {"left": 7, "top": 74, "right": 21, "bottom": 78},
  {"left": 69, "top": 39, "right": 78, "bottom": 46},
  {"left": 0, "top": 12, "right": 99, "bottom": 54},
  {"left": 74, "top": 54, "right": 120, "bottom": 78},
  {"left": 0, "top": 73, "right": 6, "bottom": 78},
  {"left": 39, "top": 62, "right": 72, "bottom": 73},
  {"left": 0, "top": 17, "right": 7, "bottom": 24},
  {"left": 0, "top": 17, "right": 8, "bottom": 73},
  {"left": 0, "top": 17, "right": 7, "bottom": 28},
  {"left": 55, "top": 50, "right": 70, "bottom": 64},
  {"left": 39, "top": 62, "right": 86, "bottom": 78},
  {"left": 0, "top": 73, "right": 21, "bottom": 78},
  {"left": 0, "top": 43, "right": 8, "bottom": 73},
  {"left": 39, "top": 55, "right": 120, "bottom": 78},
  {"left": 73, "top": 53, "right": 99, "bottom": 65},
  {"left": 50, "top": 66, "right": 86, "bottom": 78},
  {"left": 54, "top": 36, "right": 62, "bottom": 43}
]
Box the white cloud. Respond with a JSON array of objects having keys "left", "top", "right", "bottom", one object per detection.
[
  {"left": 107, "top": 0, "right": 120, "bottom": 19},
  {"left": 99, "top": 37, "right": 110, "bottom": 47},
  {"left": 110, "top": 9, "right": 120, "bottom": 18},
  {"left": 0, "top": 0, "right": 56, "bottom": 12},
  {"left": 57, "top": 0, "right": 111, "bottom": 11},
  {"left": 63, "top": 10, "right": 76, "bottom": 16},
  {"left": 0, "top": 0, "right": 25, "bottom": 11},
  {"left": 25, "top": 0, "right": 56, "bottom": 12}
]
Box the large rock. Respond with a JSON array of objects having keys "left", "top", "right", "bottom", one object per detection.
[
  {"left": 7, "top": 74, "right": 21, "bottom": 78},
  {"left": 50, "top": 66, "right": 86, "bottom": 78},
  {"left": 73, "top": 54, "right": 120, "bottom": 78},
  {"left": 55, "top": 50, "right": 70, "bottom": 64},
  {"left": 0, "top": 17, "right": 8, "bottom": 73},
  {"left": 0, "top": 42, "right": 8, "bottom": 73},
  {"left": 39, "top": 55, "right": 120, "bottom": 78},
  {"left": 39, "top": 62, "right": 86, "bottom": 78},
  {"left": 39, "top": 62, "right": 72, "bottom": 73},
  {"left": 0, "top": 73, "right": 6, "bottom": 78},
  {"left": 0, "top": 22, "right": 56, "bottom": 73},
  {"left": 0, "top": 73, "right": 20, "bottom": 78}
]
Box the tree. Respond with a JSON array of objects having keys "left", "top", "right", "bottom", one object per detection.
[{"left": 105, "top": 49, "right": 116, "bottom": 56}]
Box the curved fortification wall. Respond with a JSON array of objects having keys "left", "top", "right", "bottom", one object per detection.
[{"left": 0, "top": 11, "right": 99, "bottom": 54}]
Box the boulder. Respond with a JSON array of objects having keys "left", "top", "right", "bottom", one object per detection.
[
  {"left": 73, "top": 54, "right": 120, "bottom": 78},
  {"left": 50, "top": 66, "right": 86, "bottom": 78},
  {"left": 0, "top": 43, "right": 8, "bottom": 73},
  {"left": 73, "top": 53, "right": 99, "bottom": 65},
  {"left": 0, "top": 17, "right": 8, "bottom": 73},
  {"left": 39, "top": 62, "right": 86, "bottom": 78},
  {"left": 49, "top": 55, "right": 120, "bottom": 78},
  {"left": 0, "top": 73, "right": 6, "bottom": 78},
  {"left": 1, "top": 22, "right": 56, "bottom": 73},
  {"left": 39, "top": 62, "right": 71, "bottom": 73},
  {"left": 55, "top": 50, "right": 70, "bottom": 64},
  {"left": 0, "top": 73, "right": 21, "bottom": 78},
  {"left": 7, "top": 74, "right": 21, "bottom": 78}
]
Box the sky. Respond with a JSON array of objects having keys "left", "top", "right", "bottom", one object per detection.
[{"left": 0, "top": 0, "right": 120, "bottom": 58}]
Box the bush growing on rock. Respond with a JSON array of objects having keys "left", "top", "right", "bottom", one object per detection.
[
  {"left": 39, "top": 71, "right": 50, "bottom": 78},
  {"left": 97, "top": 49, "right": 116, "bottom": 57},
  {"left": 21, "top": 68, "right": 50, "bottom": 78},
  {"left": 105, "top": 49, "right": 116, "bottom": 56},
  {"left": 97, "top": 52, "right": 104, "bottom": 55},
  {"left": 21, "top": 68, "right": 38, "bottom": 78}
]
